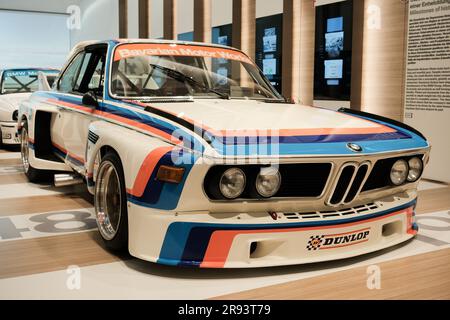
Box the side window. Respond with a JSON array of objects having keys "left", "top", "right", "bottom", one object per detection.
[
  {"left": 73, "top": 48, "right": 106, "bottom": 96},
  {"left": 58, "top": 52, "right": 84, "bottom": 93},
  {"left": 87, "top": 55, "right": 106, "bottom": 95},
  {"left": 73, "top": 53, "right": 92, "bottom": 92}
]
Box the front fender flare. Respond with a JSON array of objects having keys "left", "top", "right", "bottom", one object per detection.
[{"left": 85, "top": 120, "right": 175, "bottom": 194}]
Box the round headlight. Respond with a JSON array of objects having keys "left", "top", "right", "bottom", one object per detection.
[
  {"left": 12, "top": 110, "right": 18, "bottom": 121},
  {"left": 390, "top": 159, "right": 408, "bottom": 186},
  {"left": 256, "top": 167, "right": 281, "bottom": 198},
  {"left": 219, "top": 168, "right": 246, "bottom": 199},
  {"left": 407, "top": 157, "right": 423, "bottom": 182}
]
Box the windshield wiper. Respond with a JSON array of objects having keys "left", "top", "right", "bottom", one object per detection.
[
  {"left": 262, "top": 98, "right": 292, "bottom": 104},
  {"left": 149, "top": 63, "right": 230, "bottom": 100}
]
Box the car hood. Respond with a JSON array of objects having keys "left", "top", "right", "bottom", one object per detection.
[
  {"left": 149, "top": 99, "right": 386, "bottom": 133},
  {"left": 139, "top": 99, "right": 428, "bottom": 158}
]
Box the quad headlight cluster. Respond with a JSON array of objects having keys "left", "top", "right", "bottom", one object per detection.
[
  {"left": 211, "top": 166, "right": 282, "bottom": 200},
  {"left": 390, "top": 157, "right": 423, "bottom": 186},
  {"left": 255, "top": 166, "right": 282, "bottom": 198},
  {"left": 219, "top": 168, "right": 246, "bottom": 199}
]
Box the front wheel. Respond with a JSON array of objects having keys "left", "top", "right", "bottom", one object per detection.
[{"left": 94, "top": 151, "right": 129, "bottom": 251}]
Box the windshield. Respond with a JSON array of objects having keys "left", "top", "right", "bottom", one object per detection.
[
  {"left": 1, "top": 69, "right": 57, "bottom": 94},
  {"left": 110, "top": 43, "right": 282, "bottom": 101}
]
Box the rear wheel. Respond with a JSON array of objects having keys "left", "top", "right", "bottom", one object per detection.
[
  {"left": 94, "top": 152, "right": 128, "bottom": 251},
  {"left": 20, "top": 121, "right": 52, "bottom": 182}
]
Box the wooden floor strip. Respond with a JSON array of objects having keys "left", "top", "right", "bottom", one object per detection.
[
  {"left": 213, "top": 248, "right": 450, "bottom": 300},
  {"left": 0, "top": 158, "right": 21, "bottom": 166},
  {"left": 417, "top": 186, "right": 450, "bottom": 215},
  {"left": 0, "top": 193, "right": 93, "bottom": 216},
  {"left": 0, "top": 173, "right": 28, "bottom": 185},
  {"left": 0, "top": 231, "right": 127, "bottom": 279}
]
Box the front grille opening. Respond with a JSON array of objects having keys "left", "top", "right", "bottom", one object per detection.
[
  {"left": 344, "top": 164, "right": 368, "bottom": 203},
  {"left": 284, "top": 213, "right": 299, "bottom": 220},
  {"left": 277, "top": 163, "right": 332, "bottom": 197},
  {"left": 362, "top": 158, "right": 396, "bottom": 191},
  {"left": 282, "top": 202, "right": 380, "bottom": 220},
  {"left": 330, "top": 166, "right": 355, "bottom": 205},
  {"left": 302, "top": 215, "right": 321, "bottom": 219},
  {"left": 382, "top": 221, "right": 402, "bottom": 237}
]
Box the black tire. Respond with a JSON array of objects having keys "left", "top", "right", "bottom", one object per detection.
[
  {"left": 0, "top": 127, "right": 3, "bottom": 149},
  {"left": 94, "top": 151, "right": 129, "bottom": 252},
  {"left": 20, "top": 121, "right": 52, "bottom": 183}
]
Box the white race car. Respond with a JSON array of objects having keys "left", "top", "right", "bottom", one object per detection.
[
  {"left": 18, "top": 40, "right": 430, "bottom": 268},
  {"left": 0, "top": 68, "right": 58, "bottom": 147}
]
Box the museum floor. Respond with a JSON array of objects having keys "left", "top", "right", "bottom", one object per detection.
[{"left": 0, "top": 146, "right": 449, "bottom": 300}]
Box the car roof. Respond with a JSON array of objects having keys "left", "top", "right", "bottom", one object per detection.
[
  {"left": 0, "top": 67, "right": 59, "bottom": 72},
  {"left": 74, "top": 38, "right": 242, "bottom": 53}
]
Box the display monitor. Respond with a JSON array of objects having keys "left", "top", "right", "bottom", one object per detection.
[
  {"left": 212, "top": 24, "right": 232, "bottom": 46},
  {"left": 255, "top": 13, "right": 283, "bottom": 93},
  {"left": 263, "top": 58, "right": 277, "bottom": 76},
  {"left": 314, "top": 0, "right": 353, "bottom": 101},
  {"left": 324, "top": 59, "right": 343, "bottom": 79},
  {"left": 178, "top": 31, "right": 193, "bottom": 41},
  {"left": 211, "top": 24, "right": 233, "bottom": 82},
  {"left": 263, "top": 27, "right": 277, "bottom": 53},
  {"left": 211, "top": 15, "right": 283, "bottom": 94},
  {"left": 325, "top": 31, "right": 344, "bottom": 58},
  {"left": 327, "top": 16, "right": 343, "bottom": 32}
]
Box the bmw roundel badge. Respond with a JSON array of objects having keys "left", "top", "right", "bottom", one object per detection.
[{"left": 347, "top": 143, "right": 363, "bottom": 152}]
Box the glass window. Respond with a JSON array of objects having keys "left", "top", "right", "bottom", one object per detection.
[
  {"left": 59, "top": 52, "right": 84, "bottom": 93},
  {"left": 1, "top": 70, "right": 39, "bottom": 94},
  {"left": 111, "top": 44, "right": 282, "bottom": 101},
  {"left": 74, "top": 52, "right": 92, "bottom": 92},
  {"left": 0, "top": 70, "right": 58, "bottom": 94},
  {"left": 87, "top": 55, "right": 106, "bottom": 95}
]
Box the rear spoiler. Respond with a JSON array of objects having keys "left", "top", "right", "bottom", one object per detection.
[
  {"left": 37, "top": 71, "right": 52, "bottom": 91},
  {"left": 338, "top": 108, "right": 427, "bottom": 141}
]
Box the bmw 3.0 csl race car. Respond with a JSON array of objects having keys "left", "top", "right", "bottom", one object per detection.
[
  {"left": 0, "top": 68, "right": 58, "bottom": 148},
  {"left": 18, "top": 40, "right": 430, "bottom": 268}
]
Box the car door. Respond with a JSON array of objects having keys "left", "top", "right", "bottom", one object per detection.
[
  {"left": 50, "top": 51, "right": 85, "bottom": 166},
  {"left": 51, "top": 45, "right": 107, "bottom": 171}
]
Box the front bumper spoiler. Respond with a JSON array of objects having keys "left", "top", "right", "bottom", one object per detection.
[{"left": 128, "top": 190, "right": 418, "bottom": 268}]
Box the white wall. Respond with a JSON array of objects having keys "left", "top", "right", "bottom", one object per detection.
[
  {"left": 0, "top": 0, "right": 80, "bottom": 12},
  {"left": 0, "top": 0, "right": 119, "bottom": 51},
  {"left": 256, "top": 0, "right": 282, "bottom": 18},
  {"left": 0, "top": 10, "right": 71, "bottom": 69},
  {"left": 127, "top": 0, "right": 139, "bottom": 38},
  {"left": 177, "top": 0, "right": 194, "bottom": 34},
  {"left": 72, "top": 0, "right": 119, "bottom": 45},
  {"left": 212, "top": 0, "right": 232, "bottom": 27},
  {"left": 151, "top": 0, "right": 164, "bottom": 38}
]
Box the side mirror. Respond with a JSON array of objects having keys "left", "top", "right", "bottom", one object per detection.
[{"left": 82, "top": 91, "right": 99, "bottom": 108}]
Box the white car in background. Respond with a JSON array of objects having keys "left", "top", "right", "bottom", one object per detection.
[{"left": 0, "top": 68, "right": 58, "bottom": 148}]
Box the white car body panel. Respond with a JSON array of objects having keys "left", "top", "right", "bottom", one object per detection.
[{"left": 0, "top": 93, "right": 30, "bottom": 145}]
